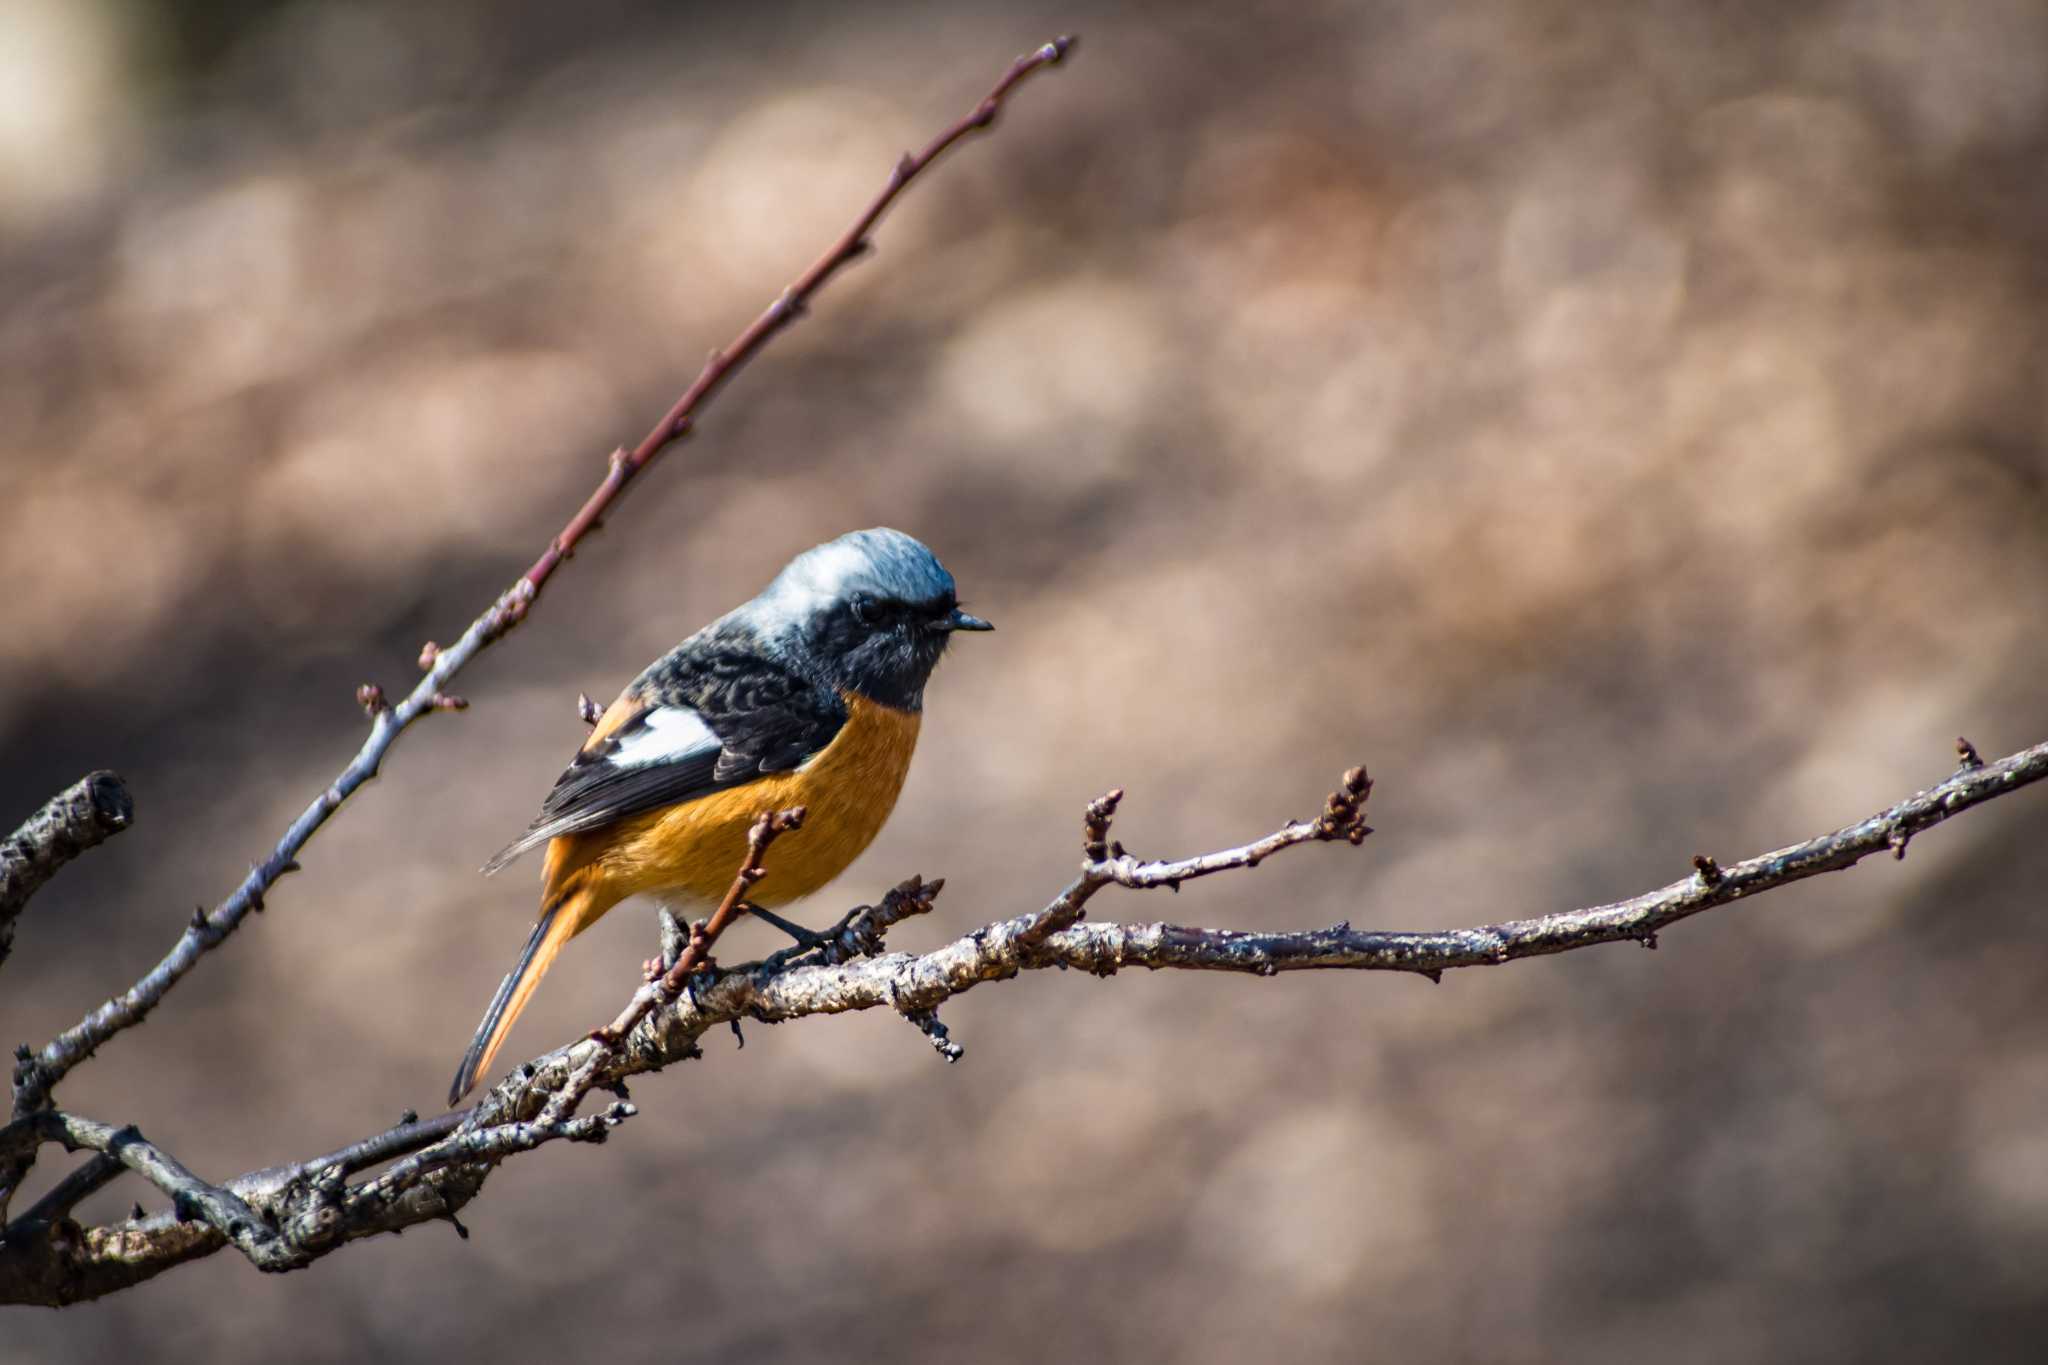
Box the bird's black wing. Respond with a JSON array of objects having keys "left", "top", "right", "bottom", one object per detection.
[{"left": 481, "top": 640, "right": 845, "bottom": 873}]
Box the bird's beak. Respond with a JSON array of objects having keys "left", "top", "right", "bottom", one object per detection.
[{"left": 941, "top": 608, "right": 994, "bottom": 633}]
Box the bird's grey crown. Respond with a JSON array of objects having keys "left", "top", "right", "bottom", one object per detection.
[{"left": 748, "top": 527, "right": 957, "bottom": 635}]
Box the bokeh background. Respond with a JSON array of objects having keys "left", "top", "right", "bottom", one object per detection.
[{"left": 5, "top": 0, "right": 2047, "bottom": 1359}]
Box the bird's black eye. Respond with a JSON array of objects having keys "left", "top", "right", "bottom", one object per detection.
[{"left": 850, "top": 594, "right": 880, "bottom": 628}]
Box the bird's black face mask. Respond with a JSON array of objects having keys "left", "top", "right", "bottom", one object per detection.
[{"left": 807, "top": 593, "right": 975, "bottom": 711}]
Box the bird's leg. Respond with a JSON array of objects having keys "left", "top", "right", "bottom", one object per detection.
[{"left": 745, "top": 902, "right": 831, "bottom": 950}]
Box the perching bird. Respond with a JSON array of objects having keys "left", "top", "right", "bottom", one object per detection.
[{"left": 449, "top": 528, "right": 991, "bottom": 1105}]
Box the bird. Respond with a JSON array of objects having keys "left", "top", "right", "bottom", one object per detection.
[{"left": 448, "top": 527, "right": 992, "bottom": 1106}]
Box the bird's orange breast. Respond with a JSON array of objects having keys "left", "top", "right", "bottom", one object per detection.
[{"left": 545, "top": 693, "right": 922, "bottom": 917}]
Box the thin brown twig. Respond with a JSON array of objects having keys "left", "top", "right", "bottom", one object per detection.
[{"left": 506, "top": 33, "right": 1078, "bottom": 610}]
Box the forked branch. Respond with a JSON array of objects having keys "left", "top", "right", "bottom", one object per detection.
[{"left": 3, "top": 739, "right": 2041, "bottom": 1306}]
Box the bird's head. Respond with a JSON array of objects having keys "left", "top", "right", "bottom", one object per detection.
[{"left": 749, "top": 528, "right": 991, "bottom": 710}]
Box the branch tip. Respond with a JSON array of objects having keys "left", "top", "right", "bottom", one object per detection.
[
  {"left": 904, "top": 1008, "right": 964, "bottom": 1063},
  {"left": 1082, "top": 788, "right": 1124, "bottom": 862},
  {"left": 4, "top": 771, "right": 138, "bottom": 976},
  {"left": 1314, "top": 765, "right": 1374, "bottom": 843}
]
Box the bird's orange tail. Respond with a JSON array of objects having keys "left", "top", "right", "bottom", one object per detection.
[{"left": 449, "top": 873, "right": 609, "bottom": 1107}]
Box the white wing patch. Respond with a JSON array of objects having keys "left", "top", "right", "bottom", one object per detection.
[{"left": 609, "top": 706, "right": 720, "bottom": 768}]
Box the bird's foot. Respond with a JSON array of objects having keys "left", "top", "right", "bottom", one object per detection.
[
  {"left": 759, "top": 905, "right": 869, "bottom": 973},
  {"left": 746, "top": 903, "right": 830, "bottom": 950}
]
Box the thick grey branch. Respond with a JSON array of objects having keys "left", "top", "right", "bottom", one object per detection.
[
  {"left": 28, "top": 1112, "right": 303, "bottom": 1272},
  {"left": 0, "top": 771, "right": 132, "bottom": 972},
  {"left": 0, "top": 773, "right": 133, "bottom": 1221}
]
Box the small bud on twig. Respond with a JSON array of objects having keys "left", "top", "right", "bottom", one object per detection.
[
  {"left": 1314, "top": 765, "right": 1374, "bottom": 843},
  {"left": 1082, "top": 788, "right": 1124, "bottom": 863},
  {"left": 355, "top": 683, "right": 387, "bottom": 717}
]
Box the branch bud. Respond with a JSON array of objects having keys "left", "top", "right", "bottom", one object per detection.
[{"left": 1082, "top": 788, "right": 1124, "bottom": 863}]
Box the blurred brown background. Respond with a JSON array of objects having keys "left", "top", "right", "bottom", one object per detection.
[{"left": 4, "top": 0, "right": 2047, "bottom": 1359}]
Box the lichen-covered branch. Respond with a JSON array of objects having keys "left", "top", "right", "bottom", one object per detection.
[
  {"left": 0, "top": 773, "right": 133, "bottom": 1221},
  {"left": 3, "top": 738, "right": 2039, "bottom": 1307},
  {"left": 0, "top": 771, "right": 133, "bottom": 974}
]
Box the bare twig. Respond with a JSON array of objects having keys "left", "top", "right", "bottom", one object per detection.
[
  {"left": 355, "top": 1103, "right": 634, "bottom": 1204},
  {"left": 6, "top": 36, "right": 1077, "bottom": 1147},
  {"left": 0, "top": 771, "right": 133, "bottom": 971},
  {"left": 1, "top": 739, "right": 2042, "bottom": 1304},
  {"left": 10, "top": 1154, "right": 122, "bottom": 1234}
]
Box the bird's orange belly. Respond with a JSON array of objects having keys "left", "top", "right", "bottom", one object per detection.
[{"left": 567, "top": 694, "right": 921, "bottom": 910}]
